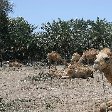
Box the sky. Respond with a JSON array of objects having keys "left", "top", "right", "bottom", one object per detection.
[{"left": 9, "top": 0, "right": 112, "bottom": 30}]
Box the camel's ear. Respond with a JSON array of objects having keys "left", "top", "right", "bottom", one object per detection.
[
  {"left": 106, "top": 50, "right": 112, "bottom": 57},
  {"left": 109, "top": 52, "right": 112, "bottom": 57},
  {"left": 107, "top": 52, "right": 112, "bottom": 60},
  {"left": 110, "top": 53, "right": 112, "bottom": 59}
]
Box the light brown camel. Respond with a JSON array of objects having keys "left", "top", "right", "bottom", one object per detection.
[
  {"left": 93, "top": 47, "right": 112, "bottom": 112},
  {"left": 47, "top": 51, "right": 68, "bottom": 69},
  {"left": 8, "top": 59, "right": 23, "bottom": 67},
  {"left": 48, "top": 61, "right": 94, "bottom": 79},
  {"left": 79, "top": 48, "right": 99, "bottom": 65},
  {"left": 70, "top": 52, "right": 81, "bottom": 64},
  {"left": 62, "top": 62, "right": 94, "bottom": 79}
]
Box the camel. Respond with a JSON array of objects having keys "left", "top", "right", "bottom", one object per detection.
[
  {"left": 93, "top": 47, "right": 112, "bottom": 112},
  {"left": 94, "top": 47, "right": 112, "bottom": 84},
  {"left": 79, "top": 48, "right": 99, "bottom": 65},
  {"left": 48, "top": 62, "right": 94, "bottom": 79},
  {"left": 8, "top": 59, "right": 23, "bottom": 67},
  {"left": 48, "top": 66, "right": 65, "bottom": 78},
  {"left": 70, "top": 52, "right": 81, "bottom": 64},
  {"left": 47, "top": 51, "right": 68, "bottom": 69},
  {"left": 62, "top": 62, "right": 94, "bottom": 79}
]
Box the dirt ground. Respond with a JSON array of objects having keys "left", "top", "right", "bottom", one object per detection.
[{"left": 0, "top": 64, "right": 112, "bottom": 112}]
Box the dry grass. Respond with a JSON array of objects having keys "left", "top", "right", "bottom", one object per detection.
[{"left": 0, "top": 65, "right": 112, "bottom": 112}]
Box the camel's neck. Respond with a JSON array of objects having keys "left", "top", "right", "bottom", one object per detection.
[
  {"left": 102, "top": 66, "right": 110, "bottom": 75},
  {"left": 102, "top": 65, "right": 112, "bottom": 84},
  {"left": 61, "top": 59, "right": 68, "bottom": 66}
]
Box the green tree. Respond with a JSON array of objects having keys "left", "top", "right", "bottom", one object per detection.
[
  {"left": 90, "top": 17, "right": 112, "bottom": 49},
  {"left": 0, "top": 0, "right": 13, "bottom": 47},
  {"left": 40, "top": 18, "right": 112, "bottom": 61},
  {"left": 8, "top": 17, "right": 37, "bottom": 62},
  {"left": 0, "top": 0, "right": 13, "bottom": 66}
]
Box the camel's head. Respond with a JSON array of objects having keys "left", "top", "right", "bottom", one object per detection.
[
  {"left": 71, "top": 52, "right": 81, "bottom": 62},
  {"left": 64, "top": 67, "right": 75, "bottom": 78},
  {"left": 93, "top": 52, "right": 112, "bottom": 71}
]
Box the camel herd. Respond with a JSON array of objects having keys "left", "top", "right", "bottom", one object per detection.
[
  {"left": 47, "top": 48, "right": 98, "bottom": 79},
  {"left": 3, "top": 47, "right": 112, "bottom": 111},
  {"left": 47, "top": 47, "right": 112, "bottom": 112}
]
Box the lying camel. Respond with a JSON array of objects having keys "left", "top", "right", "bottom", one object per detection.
[
  {"left": 48, "top": 66, "right": 65, "bottom": 78},
  {"left": 70, "top": 52, "right": 81, "bottom": 64},
  {"left": 93, "top": 47, "right": 112, "bottom": 112},
  {"left": 47, "top": 51, "right": 68, "bottom": 69},
  {"left": 79, "top": 48, "right": 99, "bottom": 65},
  {"left": 8, "top": 59, "right": 23, "bottom": 67},
  {"left": 48, "top": 62, "right": 94, "bottom": 79},
  {"left": 63, "top": 63, "right": 94, "bottom": 79}
]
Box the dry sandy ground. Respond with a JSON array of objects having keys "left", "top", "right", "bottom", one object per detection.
[{"left": 0, "top": 65, "right": 112, "bottom": 112}]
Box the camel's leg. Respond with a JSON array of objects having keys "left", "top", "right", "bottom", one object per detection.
[
  {"left": 48, "top": 60, "right": 51, "bottom": 69},
  {"left": 100, "top": 102, "right": 108, "bottom": 112},
  {"left": 100, "top": 100, "right": 112, "bottom": 112},
  {"left": 107, "top": 100, "right": 112, "bottom": 111},
  {"left": 54, "top": 61, "right": 57, "bottom": 70}
]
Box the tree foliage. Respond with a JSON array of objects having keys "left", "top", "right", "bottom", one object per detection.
[
  {"left": 0, "top": 0, "right": 13, "bottom": 66},
  {"left": 40, "top": 18, "right": 112, "bottom": 59},
  {"left": 1, "top": 15, "right": 112, "bottom": 63},
  {"left": 0, "top": 0, "right": 13, "bottom": 49}
]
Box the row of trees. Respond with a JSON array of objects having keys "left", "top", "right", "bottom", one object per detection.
[
  {"left": 0, "top": 0, "right": 112, "bottom": 64},
  {"left": 41, "top": 18, "right": 112, "bottom": 58}
]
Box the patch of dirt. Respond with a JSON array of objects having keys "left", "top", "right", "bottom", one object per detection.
[{"left": 0, "top": 65, "right": 112, "bottom": 112}]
